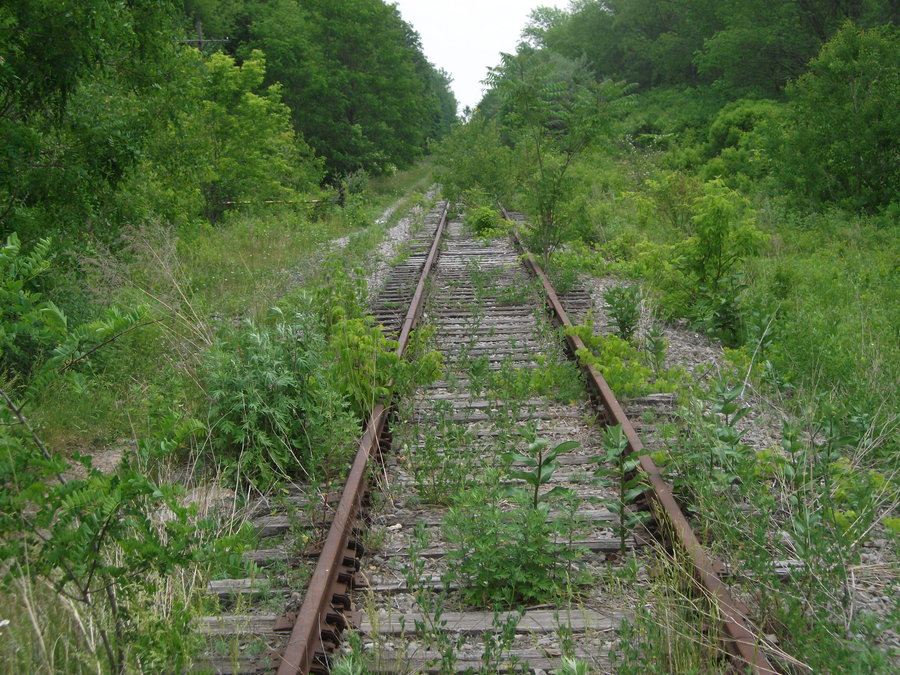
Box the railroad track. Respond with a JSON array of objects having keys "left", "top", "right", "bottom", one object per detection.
[
  {"left": 199, "top": 201, "right": 779, "bottom": 674},
  {"left": 193, "top": 207, "right": 447, "bottom": 674}
]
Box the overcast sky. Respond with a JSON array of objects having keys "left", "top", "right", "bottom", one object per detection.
[{"left": 392, "top": 1, "right": 568, "bottom": 113}]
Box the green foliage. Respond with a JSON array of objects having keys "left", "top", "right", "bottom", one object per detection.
[
  {"left": 141, "top": 48, "right": 320, "bottom": 225},
  {"left": 1, "top": 232, "right": 151, "bottom": 400},
  {"left": 525, "top": 0, "right": 895, "bottom": 96},
  {"left": 603, "top": 284, "right": 641, "bottom": 342},
  {"left": 558, "top": 657, "right": 589, "bottom": 675},
  {"left": 404, "top": 523, "right": 467, "bottom": 672},
  {"left": 679, "top": 179, "right": 765, "bottom": 292},
  {"left": 208, "top": 0, "right": 458, "bottom": 177},
  {"left": 329, "top": 633, "right": 369, "bottom": 675},
  {"left": 504, "top": 438, "right": 579, "bottom": 509},
  {"left": 666, "top": 394, "right": 899, "bottom": 673},
  {"left": 0, "top": 233, "right": 66, "bottom": 378},
  {"left": 464, "top": 205, "right": 506, "bottom": 236},
  {"left": 203, "top": 263, "right": 441, "bottom": 488},
  {"left": 327, "top": 316, "right": 400, "bottom": 419},
  {"left": 202, "top": 309, "right": 357, "bottom": 487},
  {"left": 676, "top": 179, "right": 766, "bottom": 343},
  {"left": 780, "top": 23, "right": 899, "bottom": 211},
  {"left": 640, "top": 171, "right": 703, "bottom": 233},
  {"left": 436, "top": 116, "right": 514, "bottom": 204},
  {"left": 442, "top": 483, "right": 583, "bottom": 608},
  {"left": 594, "top": 425, "right": 650, "bottom": 556},
  {"left": 311, "top": 263, "right": 369, "bottom": 332},
  {"left": 568, "top": 323, "right": 684, "bottom": 399},
  {"left": 486, "top": 48, "right": 625, "bottom": 266},
  {"left": 0, "top": 387, "right": 249, "bottom": 674},
  {"left": 405, "top": 399, "right": 475, "bottom": 505},
  {"left": 643, "top": 322, "right": 668, "bottom": 378},
  {"left": 1, "top": 0, "right": 455, "bottom": 239},
  {"left": 611, "top": 559, "right": 726, "bottom": 674},
  {"left": 0, "top": 1, "right": 180, "bottom": 238},
  {"left": 701, "top": 98, "right": 783, "bottom": 186},
  {"left": 704, "top": 379, "right": 751, "bottom": 483}
]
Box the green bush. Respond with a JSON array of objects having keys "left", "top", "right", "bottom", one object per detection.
[
  {"left": 568, "top": 324, "right": 684, "bottom": 399},
  {"left": 326, "top": 316, "right": 400, "bottom": 418},
  {"left": 0, "top": 234, "right": 67, "bottom": 379},
  {"left": 464, "top": 205, "right": 507, "bottom": 236},
  {"left": 203, "top": 310, "right": 357, "bottom": 486},
  {"left": 1, "top": 370, "right": 249, "bottom": 674},
  {"left": 779, "top": 23, "right": 899, "bottom": 211},
  {"left": 442, "top": 484, "right": 582, "bottom": 608},
  {"left": 603, "top": 284, "right": 641, "bottom": 341}
]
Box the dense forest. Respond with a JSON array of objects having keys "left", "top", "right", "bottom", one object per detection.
[{"left": 1, "top": 0, "right": 897, "bottom": 672}]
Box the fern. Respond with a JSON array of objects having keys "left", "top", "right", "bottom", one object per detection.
[{"left": 0, "top": 233, "right": 67, "bottom": 378}]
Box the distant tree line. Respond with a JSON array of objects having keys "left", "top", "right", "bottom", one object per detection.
[
  {"left": 525, "top": 0, "right": 897, "bottom": 96},
  {"left": 454, "top": 0, "right": 897, "bottom": 214}
]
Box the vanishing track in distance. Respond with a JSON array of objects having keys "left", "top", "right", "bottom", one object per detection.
[{"left": 201, "top": 201, "right": 779, "bottom": 674}]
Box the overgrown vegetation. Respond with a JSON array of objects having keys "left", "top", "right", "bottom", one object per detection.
[
  {"left": 0, "top": 143, "right": 438, "bottom": 672},
  {"left": 1, "top": 6, "right": 448, "bottom": 665},
  {"left": 437, "top": 2, "right": 897, "bottom": 672},
  {"left": 441, "top": 438, "right": 585, "bottom": 607},
  {"left": 1, "top": 0, "right": 457, "bottom": 243},
  {"left": 3, "top": 0, "right": 897, "bottom": 671}
]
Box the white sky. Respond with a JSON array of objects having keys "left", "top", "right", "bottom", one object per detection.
[{"left": 391, "top": 1, "right": 569, "bottom": 113}]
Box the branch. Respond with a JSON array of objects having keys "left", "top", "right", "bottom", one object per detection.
[
  {"left": 82, "top": 504, "right": 121, "bottom": 598},
  {"left": 0, "top": 387, "right": 67, "bottom": 485},
  {"left": 58, "top": 320, "right": 160, "bottom": 374},
  {"left": 19, "top": 514, "right": 87, "bottom": 602}
]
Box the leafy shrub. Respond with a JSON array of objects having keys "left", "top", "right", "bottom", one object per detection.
[
  {"left": 0, "top": 234, "right": 67, "bottom": 379},
  {"left": 603, "top": 284, "right": 641, "bottom": 341},
  {"left": 203, "top": 310, "right": 357, "bottom": 486},
  {"left": 678, "top": 179, "right": 766, "bottom": 292},
  {"left": 0, "top": 388, "right": 249, "bottom": 673},
  {"left": 442, "top": 484, "right": 582, "bottom": 608},
  {"left": 436, "top": 116, "right": 514, "bottom": 204},
  {"left": 550, "top": 239, "right": 607, "bottom": 278},
  {"left": 1, "top": 232, "right": 151, "bottom": 400},
  {"left": 641, "top": 171, "right": 703, "bottom": 233},
  {"left": 464, "top": 205, "right": 506, "bottom": 236},
  {"left": 594, "top": 425, "right": 650, "bottom": 556},
  {"left": 568, "top": 323, "right": 684, "bottom": 399},
  {"left": 326, "top": 316, "right": 400, "bottom": 418},
  {"left": 705, "top": 99, "right": 781, "bottom": 158},
  {"left": 779, "top": 23, "right": 899, "bottom": 211},
  {"left": 205, "top": 275, "right": 441, "bottom": 487}
]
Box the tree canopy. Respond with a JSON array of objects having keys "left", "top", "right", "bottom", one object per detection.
[{"left": 1, "top": 0, "right": 458, "bottom": 240}]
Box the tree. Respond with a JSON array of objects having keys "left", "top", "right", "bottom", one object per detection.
[
  {"left": 140, "top": 48, "right": 321, "bottom": 224},
  {"left": 211, "top": 0, "right": 456, "bottom": 178},
  {"left": 779, "top": 22, "right": 899, "bottom": 210},
  {"left": 486, "top": 48, "right": 624, "bottom": 265},
  {"left": 0, "top": 0, "right": 181, "bottom": 239},
  {"left": 435, "top": 114, "right": 514, "bottom": 204}
]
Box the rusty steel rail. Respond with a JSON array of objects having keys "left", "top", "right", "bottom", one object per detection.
[
  {"left": 276, "top": 203, "right": 448, "bottom": 675},
  {"left": 509, "top": 225, "right": 779, "bottom": 675}
]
